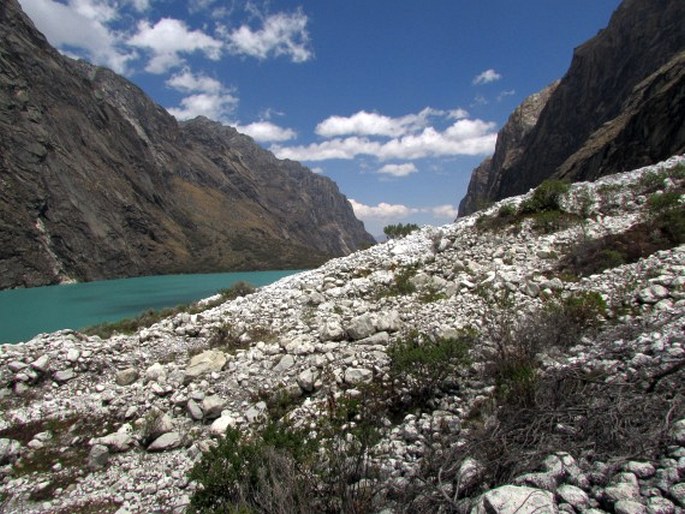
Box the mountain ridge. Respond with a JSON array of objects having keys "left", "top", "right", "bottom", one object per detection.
[
  {"left": 0, "top": 0, "right": 375, "bottom": 290},
  {"left": 459, "top": 0, "right": 685, "bottom": 216}
]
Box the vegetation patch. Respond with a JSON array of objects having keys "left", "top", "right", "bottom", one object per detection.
[
  {"left": 383, "top": 223, "right": 419, "bottom": 239},
  {"left": 83, "top": 281, "right": 256, "bottom": 338},
  {"left": 387, "top": 330, "right": 473, "bottom": 415},
  {"left": 560, "top": 206, "right": 685, "bottom": 277},
  {"left": 476, "top": 179, "right": 577, "bottom": 234}
]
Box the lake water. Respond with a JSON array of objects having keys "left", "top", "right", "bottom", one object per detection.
[{"left": 0, "top": 270, "right": 301, "bottom": 344}]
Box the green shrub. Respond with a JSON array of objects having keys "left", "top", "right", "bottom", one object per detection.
[
  {"left": 388, "top": 330, "right": 472, "bottom": 411},
  {"left": 189, "top": 425, "right": 316, "bottom": 514},
  {"left": 520, "top": 179, "right": 570, "bottom": 214},
  {"left": 647, "top": 191, "right": 681, "bottom": 213},
  {"left": 656, "top": 206, "right": 685, "bottom": 245},
  {"left": 529, "top": 210, "right": 575, "bottom": 233},
  {"left": 380, "top": 265, "right": 417, "bottom": 297},
  {"left": 383, "top": 223, "right": 419, "bottom": 240},
  {"left": 219, "top": 281, "right": 256, "bottom": 300}
]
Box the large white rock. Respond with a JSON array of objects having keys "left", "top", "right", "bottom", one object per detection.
[
  {"left": 185, "top": 350, "right": 227, "bottom": 379},
  {"left": 210, "top": 415, "right": 237, "bottom": 437},
  {"left": 346, "top": 313, "right": 375, "bottom": 340},
  {"left": 471, "top": 485, "right": 557, "bottom": 514},
  {"left": 147, "top": 432, "right": 182, "bottom": 452},
  {"left": 344, "top": 368, "right": 373, "bottom": 385}
]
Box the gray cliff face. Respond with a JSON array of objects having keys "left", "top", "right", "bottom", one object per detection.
[
  {"left": 459, "top": 0, "right": 685, "bottom": 216},
  {"left": 458, "top": 83, "right": 558, "bottom": 216},
  {"left": 0, "top": 0, "right": 375, "bottom": 289}
]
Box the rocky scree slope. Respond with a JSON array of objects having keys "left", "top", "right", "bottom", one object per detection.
[
  {"left": 0, "top": 0, "right": 374, "bottom": 289},
  {"left": 0, "top": 155, "right": 685, "bottom": 513},
  {"left": 459, "top": 0, "right": 685, "bottom": 216}
]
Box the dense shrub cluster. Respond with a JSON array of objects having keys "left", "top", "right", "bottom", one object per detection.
[
  {"left": 476, "top": 179, "right": 574, "bottom": 234},
  {"left": 383, "top": 223, "right": 419, "bottom": 240}
]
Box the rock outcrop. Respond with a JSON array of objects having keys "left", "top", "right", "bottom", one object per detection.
[
  {"left": 459, "top": 82, "right": 559, "bottom": 215},
  {"left": 1, "top": 154, "right": 683, "bottom": 512},
  {"left": 459, "top": 0, "right": 685, "bottom": 216},
  {"left": 0, "top": 0, "right": 375, "bottom": 289}
]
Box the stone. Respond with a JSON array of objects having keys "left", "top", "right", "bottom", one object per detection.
[
  {"left": 273, "top": 355, "right": 295, "bottom": 373},
  {"left": 604, "top": 481, "right": 640, "bottom": 503},
  {"left": 145, "top": 363, "right": 166, "bottom": 382},
  {"left": 297, "top": 369, "right": 317, "bottom": 392},
  {"left": 646, "top": 496, "right": 675, "bottom": 514},
  {"left": 471, "top": 485, "right": 556, "bottom": 514},
  {"left": 96, "top": 432, "right": 135, "bottom": 453},
  {"left": 187, "top": 400, "right": 204, "bottom": 421},
  {"left": 185, "top": 350, "right": 227, "bottom": 379},
  {"left": 556, "top": 484, "right": 589, "bottom": 509},
  {"left": 456, "top": 458, "right": 484, "bottom": 493},
  {"left": 319, "top": 318, "right": 346, "bottom": 341},
  {"left": 210, "top": 416, "right": 236, "bottom": 437},
  {"left": 30, "top": 355, "right": 50, "bottom": 373},
  {"left": 88, "top": 444, "right": 110, "bottom": 469},
  {"left": 0, "top": 438, "right": 21, "bottom": 465},
  {"left": 670, "top": 482, "right": 685, "bottom": 508},
  {"left": 375, "top": 310, "right": 402, "bottom": 332},
  {"left": 638, "top": 285, "right": 670, "bottom": 304},
  {"left": 669, "top": 419, "right": 685, "bottom": 445},
  {"left": 344, "top": 368, "right": 373, "bottom": 385},
  {"left": 614, "top": 500, "right": 647, "bottom": 514},
  {"left": 624, "top": 461, "right": 656, "bottom": 478},
  {"left": 346, "top": 313, "right": 376, "bottom": 340},
  {"left": 284, "top": 335, "right": 315, "bottom": 355},
  {"left": 53, "top": 369, "right": 77, "bottom": 383},
  {"left": 7, "top": 361, "right": 27, "bottom": 373},
  {"left": 115, "top": 368, "right": 139, "bottom": 386},
  {"left": 245, "top": 402, "right": 267, "bottom": 424},
  {"left": 201, "top": 395, "right": 226, "bottom": 419},
  {"left": 66, "top": 348, "right": 81, "bottom": 362},
  {"left": 147, "top": 432, "right": 182, "bottom": 452}
]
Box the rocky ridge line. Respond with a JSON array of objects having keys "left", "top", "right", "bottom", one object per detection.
[{"left": 0, "top": 155, "right": 684, "bottom": 513}]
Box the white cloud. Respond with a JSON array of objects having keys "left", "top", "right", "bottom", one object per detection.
[
  {"left": 431, "top": 204, "right": 459, "bottom": 219},
  {"left": 167, "top": 92, "right": 238, "bottom": 121},
  {"left": 273, "top": 118, "right": 497, "bottom": 162},
  {"left": 125, "top": 0, "right": 150, "bottom": 12},
  {"left": 349, "top": 200, "right": 418, "bottom": 220},
  {"left": 237, "top": 121, "right": 297, "bottom": 143},
  {"left": 18, "top": 0, "right": 136, "bottom": 73},
  {"left": 315, "top": 107, "right": 443, "bottom": 138},
  {"left": 377, "top": 163, "right": 417, "bottom": 177},
  {"left": 128, "top": 18, "right": 223, "bottom": 73},
  {"left": 221, "top": 10, "right": 313, "bottom": 62},
  {"left": 473, "top": 68, "right": 502, "bottom": 85},
  {"left": 497, "top": 89, "right": 516, "bottom": 101},
  {"left": 166, "top": 69, "right": 223, "bottom": 93},
  {"left": 448, "top": 108, "right": 469, "bottom": 119}
]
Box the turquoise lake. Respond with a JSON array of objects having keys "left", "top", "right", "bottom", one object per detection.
[{"left": 0, "top": 270, "right": 301, "bottom": 344}]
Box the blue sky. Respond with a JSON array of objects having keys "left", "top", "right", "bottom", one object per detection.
[{"left": 19, "top": 0, "right": 621, "bottom": 236}]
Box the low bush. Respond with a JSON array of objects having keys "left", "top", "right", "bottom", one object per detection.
[
  {"left": 387, "top": 330, "right": 472, "bottom": 411},
  {"left": 520, "top": 179, "right": 570, "bottom": 214},
  {"left": 383, "top": 223, "right": 419, "bottom": 240}
]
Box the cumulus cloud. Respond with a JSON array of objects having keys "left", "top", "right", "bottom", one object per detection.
[
  {"left": 431, "top": 204, "right": 459, "bottom": 219},
  {"left": 272, "top": 118, "right": 497, "bottom": 162},
  {"left": 166, "top": 69, "right": 223, "bottom": 93},
  {"left": 165, "top": 68, "right": 237, "bottom": 121},
  {"left": 349, "top": 200, "right": 418, "bottom": 220},
  {"left": 221, "top": 9, "right": 313, "bottom": 62},
  {"left": 377, "top": 163, "right": 417, "bottom": 177},
  {"left": 237, "top": 121, "right": 297, "bottom": 143},
  {"left": 167, "top": 92, "right": 238, "bottom": 121},
  {"left": 473, "top": 68, "right": 502, "bottom": 85},
  {"left": 315, "top": 107, "right": 443, "bottom": 138},
  {"left": 128, "top": 18, "right": 223, "bottom": 73},
  {"left": 18, "top": 0, "right": 136, "bottom": 73}
]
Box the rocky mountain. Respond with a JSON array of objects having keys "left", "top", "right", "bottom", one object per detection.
[
  {"left": 0, "top": 0, "right": 375, "bottom": 290},
  {"left": 459, "top": 0, "right": 685, "bottom": 216},
  {"left": 0, "top": 154, "right": 683, "bottom": 512}
]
